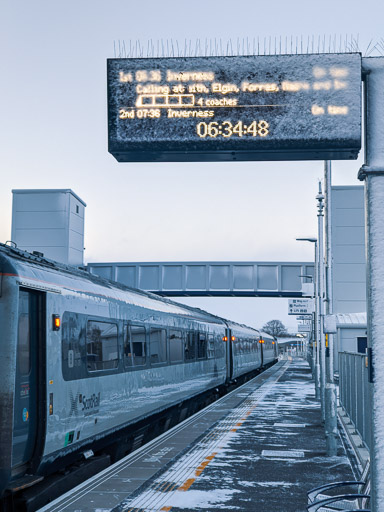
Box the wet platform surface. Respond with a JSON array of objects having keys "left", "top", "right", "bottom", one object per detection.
[{"left": 39, "top": 359, "right": 354, "bottom": 512}]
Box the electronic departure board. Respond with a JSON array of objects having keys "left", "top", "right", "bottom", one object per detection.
[{"left": 107, "top": 54, "right": 362, "bottom": 162}]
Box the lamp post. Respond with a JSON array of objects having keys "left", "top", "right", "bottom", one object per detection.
[
  {"left": 296, "top": 237, "right": 320, "bottom": 399},
  {"left": 316, "top": 184, "right": 326, "bottom": 422}
]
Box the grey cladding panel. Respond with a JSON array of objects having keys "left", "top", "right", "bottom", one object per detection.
[
  {"left": 331, "top": 187, "right": 366, "bottom": 314},
  {"left": 334, "top": 263, "right": 366, "bottom": 283},
  {"left": 68, "top": 247, "right": 83, "bottom": 266},
  {"left": 68, "top": 230, "right": 83, "bottom": 250},
  {"left": 14, "top": 228, "right": 66, "bottom": 246},
  {"left": 335, "top": 300, "right": 367, "bottom": 314},
  {"left": 70, "top": 214, "right": 85, "bottom": 235},
  {"left": 70, "top": 196, "right": 85, "bottom": 218},
  {"left": 305, "top": 266, "right": 315, "bottom": 282},
  {"left": 116, "top": 266, "right": 136, "bottom": 287},
  {"left": 13, "top": 192, "right": 68, "bottom": 212},
  {"left": 233, "top": 265, "right": 254, "bottom": 289},
  {"left": 186, "top": 266, "right": 206, "bottom": 290},
  {"left": 334, "top": 282, "right": 366, "bottom": 301},
  {"left": 209, "top": 266, "right": 230, "bottom": 290},
  {"left": 334, "top": 226, "right": 365, "bottom": 245},
  {"left": 12, "top": 189, "right": 86, "bottom": 267},
  {"left": 340, "top": 328, "right": 366, "bottom": 352},
  {"left": 13, "top": 211, "right": 66, "bottom": 230},
  {"left": 91, "top": 266, "right": 113, "bottom": 280},
  {"left": 139, "top": 266, "right": 159, "bottom": 290},
  {"left": 281, "top": 265, "right": 302, "bottom": 291},
  {"left": 333, "top": 244, "right": 366, "bottom": 264},
  {"left": 257, "top": 266, "right": 278, "bottom": 290},
  {"left": 334, "top": 208, "right": 365, "bottom": 227},
  {"left": 163, "top": 266, "right": 183, "bottom": 290},
  {"left": 333, "top": 187, "right": 364, "bottom": 208}
]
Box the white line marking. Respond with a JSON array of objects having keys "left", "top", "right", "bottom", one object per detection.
[{"left": 262, "top": 450, "right": 305, "bottom": 458}]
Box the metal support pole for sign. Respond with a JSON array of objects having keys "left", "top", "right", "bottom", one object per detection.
[
  {"left": 358, "top": 56, "right": 384, "bottom": 512},
  {"left": 314, "top": 241, "right": 321, "bottom": 400},
  {"left": 324, "top": 160, "right": 338, "bottom": 456},
  {"left": 311, "top": 311, "right": 317, "bottom": 378},
  {"left": 317, "top": 183, "right": 326, "bottom": 422},
  {"left": 296, "top": 237, "right": 319, "bottom": 396}
]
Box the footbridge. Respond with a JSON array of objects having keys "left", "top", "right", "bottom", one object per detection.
[{"left": 87, "top": 261, "right": 314, "bottom": 298}]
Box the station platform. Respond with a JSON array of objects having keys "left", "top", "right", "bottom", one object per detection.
[{"left": 39, "top": 359, "right": 354, "bottom": 512}]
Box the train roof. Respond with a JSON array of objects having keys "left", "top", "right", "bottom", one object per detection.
[{"left": 0, "top": 243, "right": 260, "bottom": 334}]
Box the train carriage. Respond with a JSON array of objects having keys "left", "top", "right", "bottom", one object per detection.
[
  {"left": 225, "top": 322, "right": 264, "bottom": 380},
  {"left": 0, "top": 243, "right": 277, "bottom": 507}
]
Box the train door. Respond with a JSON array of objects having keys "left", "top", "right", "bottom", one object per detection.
[
  {"left": 260, "top": 337, "right": 264, "bottom": 367},
  {"left": 12, "top": 289, "right": 44, "bottom": 469},
  {"left": 226, "top": 328, "right": 233, "bottom": 380}
]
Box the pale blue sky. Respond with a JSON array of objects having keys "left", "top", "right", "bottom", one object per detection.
[{"left": 1, "top": 0, "right": 381, "bottom": 329}]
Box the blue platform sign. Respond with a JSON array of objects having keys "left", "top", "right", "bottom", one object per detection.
[{"left": 107, "top": 53, "right": 362, "bottom": 162}]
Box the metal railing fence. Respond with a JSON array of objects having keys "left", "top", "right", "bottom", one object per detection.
[{"left": 339, "top": 351, "right": 371, "bottom": 449}]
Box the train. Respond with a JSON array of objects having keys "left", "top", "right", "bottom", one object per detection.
[{"left": 0, "top": 242, "right": 277, "bottom": 509}]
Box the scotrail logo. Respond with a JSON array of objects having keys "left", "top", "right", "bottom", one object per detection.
[{"left": 82, "top": 392, "right": 101, "bottom": 415}]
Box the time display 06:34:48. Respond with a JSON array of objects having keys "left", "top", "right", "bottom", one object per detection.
[{"left": 196, "top": 120, "right": 269, "bottom": 138}]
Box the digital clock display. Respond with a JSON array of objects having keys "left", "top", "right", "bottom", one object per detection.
[{"left": 107, "top": 54, "right": 362, "bottom": 162}]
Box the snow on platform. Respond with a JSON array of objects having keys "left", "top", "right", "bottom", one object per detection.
[{"left": 39, "top": 360, "right": 354, "bottom": 512}]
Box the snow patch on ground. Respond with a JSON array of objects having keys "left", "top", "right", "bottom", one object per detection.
[{"left": 164, "top": 488, "right": 242, "bottom": 509}]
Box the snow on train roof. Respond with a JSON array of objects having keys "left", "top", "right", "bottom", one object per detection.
[
  {"left": 0, "top": 243, "right": 263, "bottom": 333},
  {"left": 0, "top": 244, "right": 223, "bottom": 324}
]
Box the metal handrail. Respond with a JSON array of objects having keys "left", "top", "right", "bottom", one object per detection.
[{"left": 307, "top": 494, "right": 370, "bottom": 511}]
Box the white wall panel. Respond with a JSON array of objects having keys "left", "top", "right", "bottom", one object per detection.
[{"left": 12, "top": 189, "right": 86, "bottom": 266}]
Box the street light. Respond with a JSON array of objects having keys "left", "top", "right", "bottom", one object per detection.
[
  {"left": 296, "top": 237, "right": 320, "bottom": 400},
  {"left": 296, "top": 237, "right": 317, "bottom": 243}
]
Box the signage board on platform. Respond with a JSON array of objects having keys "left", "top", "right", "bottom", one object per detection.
[
  {"left": 298, "top": 323, "right": 312, "bottom": 332},
  {"left": 108, "top": 53, "right": 361, "bottom": 162},
  {"left": 288, "top": 298, "right": 314, "bottom": 315}
]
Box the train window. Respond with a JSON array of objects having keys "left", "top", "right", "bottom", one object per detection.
[
  {"left": 197, "top": 333, "right": 207, "bottom": 359},
  {"left": 62, "top": 312, "right": 87, "bottom": 380},
  {"left": 169, "top": 330, "right": 183, "bottom": 363},
  {"left": 185, "top": 332, "right": 196, "bottom": 360},
  {"left": 123, "top": 324, "right": 133, "bottom": 367},
  {"left": 207, "top": 334, "right": 215, "bottom": 359},
  {"left": 150, "top": 328, "right": 167, "bottom": 364},
  {"left": 86, "top": 321, "right": 119, "bottom": 371},
  {"left": 131, "top": 325, "right": 147, "bottom": 366},
  {"left": 215, "top": 334, "right": 225, "bottom": 358},
  {"left": 18, "top": 291, "right": 31, "bottom": 375}
]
